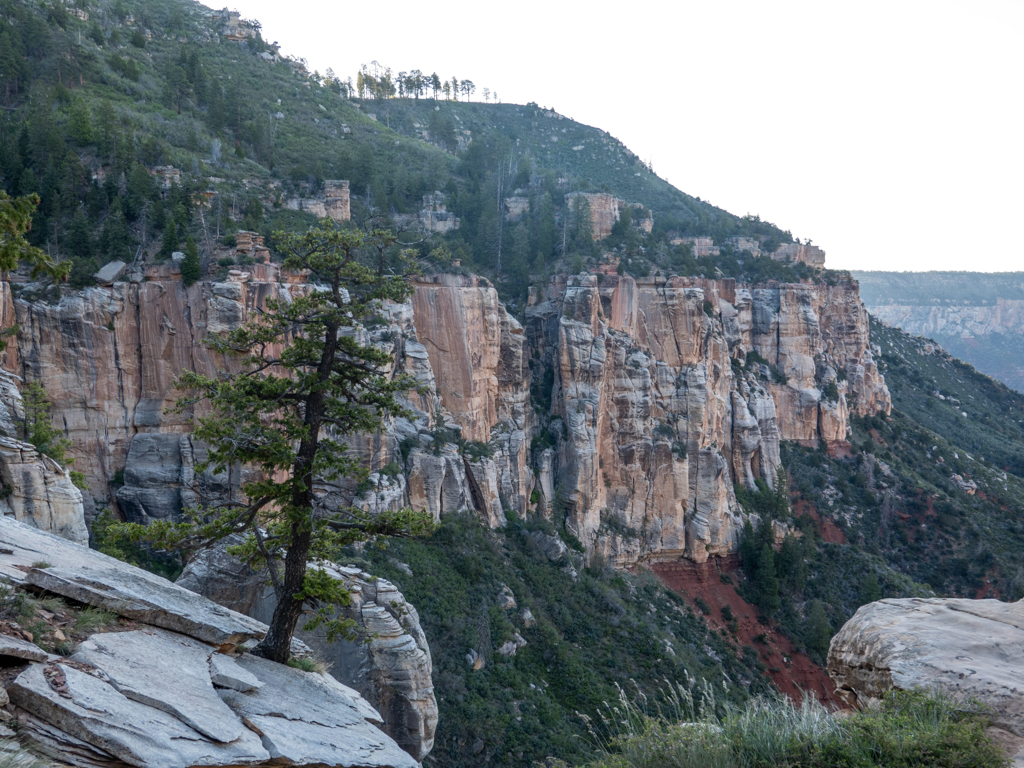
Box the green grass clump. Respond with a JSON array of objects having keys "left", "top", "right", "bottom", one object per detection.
[
  {"left": 588, "top": 688, "right": 1007, "bottom": 768},
  {"left": 74, "top": 607, "right": 118, "bottom": 635}
]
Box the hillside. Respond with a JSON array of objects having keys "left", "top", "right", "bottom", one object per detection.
[
  {"left": 1, "top": 2, "right": 1024, "bottom": 768},
  {"left": 855, "top": 271, "right": 1024, "bottom": 392},
  {"left": 0, "top": 0, "right": 838, "bottom": 313}
]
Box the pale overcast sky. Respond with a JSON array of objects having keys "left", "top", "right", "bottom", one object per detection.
[{"left": 228, "top": 0, "right": 1023, "bottom": 272}]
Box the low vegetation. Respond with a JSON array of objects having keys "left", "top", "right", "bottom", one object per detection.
[
  {"left": 353, "top": 513, "right": 772, "bottom": 768},
  {"left": 587, "top": 687, "right": 1008, "bottom": 768}
]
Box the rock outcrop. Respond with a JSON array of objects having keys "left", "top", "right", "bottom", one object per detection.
[
  {"left": 0, "top": 369, "right": 86, "bottom": 544},
  {"left": 177, "top": 540, "right": 438, "bottom": 762},
  {"left": 564, "top": 193, "right": 652, "bottom": 240},
  {"left": 0, "top": 515, "right": 416, "bottom": 768},
  {"left": 4, "top": 266, "right": 886, "bottom": 571},
  {"left": 516, "top": 274, "right": 888, "bottom": 565},
  {"left": 829, "top": 597, "right": 1024, "bottom": 763}
]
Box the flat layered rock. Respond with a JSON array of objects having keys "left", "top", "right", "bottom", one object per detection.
[
  {"left": 0, "top": 516, "right": 264, "bottom": 649},
  {"left": 9, "top": 663, "right": 270, "bottom": 768},
  {"left": 72, "top": 629, "right": 243, "bottom": 743},
  {"left": 26, "top": 563, "right": 266, "bottom": 649},
  {"left": 0, "top": 633, "right": 48, "bottom": 662},
  {"left": 209, "top": 654, "right": 261, "bottom": 692},
  {"left": 19, "top": 714, "right": 130, "bottom": 768},
  {"left": 218, "top": 655, "right": 418, "bottom": 768},
  {"left": 829, "top": 597, "right": 1024, "bottom": 737}
]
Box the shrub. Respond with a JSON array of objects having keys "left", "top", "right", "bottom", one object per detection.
[{"left": 589, "top": 689, "right": 1008, "bottom": 768}]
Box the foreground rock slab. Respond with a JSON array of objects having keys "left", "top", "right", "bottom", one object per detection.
[
  {"left": 829, "top": 597, "right": 1024, "bottom": 740},
  {"left": 218, "top": 655, "right": 417, "bottom": 768},
  {"left": 10, "top": 663, "right": 270, "bottom": 768},
  {"left": 72, "top": 629, "right": 244, "bottom": 743},
  {"left": 0, "top": 515, "right": 265, "bottom": 649}
]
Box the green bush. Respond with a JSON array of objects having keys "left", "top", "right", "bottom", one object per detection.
[{"left": 588, "top": 689, "right": 1008, "bottom": 768}]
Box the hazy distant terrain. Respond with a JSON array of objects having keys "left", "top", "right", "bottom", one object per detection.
[{"left": 856, "top": 271, "right": 1024, "bottom": 392}]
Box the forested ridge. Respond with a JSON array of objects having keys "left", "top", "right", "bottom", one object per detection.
[{"left": 0, "top": 0, "right": 837, "bottom": 308}]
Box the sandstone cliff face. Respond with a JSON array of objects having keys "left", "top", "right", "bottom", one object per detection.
[
  {"left": 7, "top": 263, "right": 292, "bottom": 506},
  {"left": 5, "top": 268, "right": 886, "bottom": 571},
  {"left": 515, "top": 274, "right": 888, "bottom": 565}
]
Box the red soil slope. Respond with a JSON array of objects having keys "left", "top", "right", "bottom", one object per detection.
[{"left": 647, "top": 557, "right": 839, "bottom": 707}]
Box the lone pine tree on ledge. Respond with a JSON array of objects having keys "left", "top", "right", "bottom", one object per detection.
[{"left": 114, "top": 220, "right": 434, "bottom": 663}]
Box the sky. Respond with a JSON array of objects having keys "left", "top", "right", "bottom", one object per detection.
[{"left": 228, "top": 0, "right": 1024, "bottom": 272}]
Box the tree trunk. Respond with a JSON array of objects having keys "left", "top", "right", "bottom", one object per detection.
[
  {"left": 252, "top": 319, "right": 339, "bottom": 664},
  {"left": 252, "top": 524, "right": 310, "bottom": 662}
]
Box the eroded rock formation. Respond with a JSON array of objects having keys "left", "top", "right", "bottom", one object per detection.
[{"left": 4, "top": 268, "right": 886, "bottom": 572}]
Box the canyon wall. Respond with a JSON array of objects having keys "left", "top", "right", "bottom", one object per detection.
[
  {"left": 868, "top": 300, "right": 1024, "bottom": 341},
  {"left": 4, "top": 268, "right": 887, "bottom": 569},
  {"left": 866, "top": 300, "right": 1024, "bottom": 393}
]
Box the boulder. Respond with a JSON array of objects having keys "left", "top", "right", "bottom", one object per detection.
[
  {"left": 177, "top": 540, "right": 438, "bottom": 761},
  {"left": 92, "top": 261, "right": 126, "bottom": 285},
  {"left": 829, "top": 597, "right": 1024, "bottom": 745}
]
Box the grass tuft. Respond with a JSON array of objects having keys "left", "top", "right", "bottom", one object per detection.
[{"left": 587, "top": 687, "right": 1008, "bottom": 768}]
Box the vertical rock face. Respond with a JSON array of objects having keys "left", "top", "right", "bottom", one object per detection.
[
  {"left": 6, "top": 267, "right": 886, "bottom": 570},
  {"left": 8, "top": 264, "right": 292, "bottom": 506},
  {"left": 520, "top": 274, "right": 888, "bottom": 565}
]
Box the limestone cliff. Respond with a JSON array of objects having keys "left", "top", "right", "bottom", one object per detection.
[{"left": 3, "top": 268, "right": 886, "bottom": 571}]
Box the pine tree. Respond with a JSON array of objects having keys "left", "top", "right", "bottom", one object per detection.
[
  {"left": 0, "top": 191, "right": 68, "bottom": 281},
  {"left": 535, "top": 193, "right": 556, "bottom": 263},
  {"left": 68, "top": 97, "right": 93, "bottom": 146},
  {"left": 570, "top": 195, "right": 594, "bottom": 256},
  {"left": 180, "top": 236, "right": 200, "bottom": 286},
  {"left": 805, "top": 600, "right": 832, "bottom": 658},
  {"left": 100, "top": 199, "right": 130, "bottom": 260},
  {"left": 754, "top": 544, "right": 780, "bottom": 615},
  {"left": 112, "top": 223, "right": 433, "bottom": 662},
  {"left": 66, "top": 210, "right": 93, "bottom": 259},
  {"left": 160, "top": 217, "right": 178, "bottom": 259},
  {"left": 860, "top": 571, "right": 882, "bottom": 605}
]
